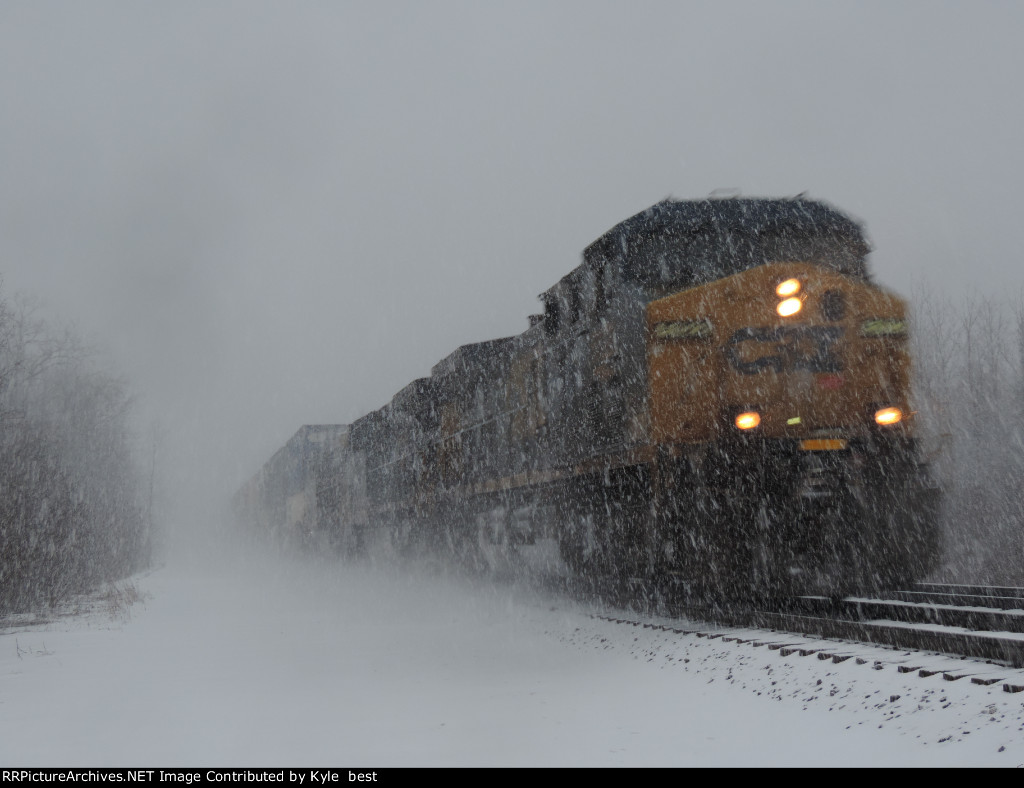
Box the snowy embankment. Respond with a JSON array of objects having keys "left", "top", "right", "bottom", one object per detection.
[{"left": 2, "top": 549, "right": 1022, "bottom": 767}]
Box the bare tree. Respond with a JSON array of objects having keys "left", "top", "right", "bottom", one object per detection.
[
  {"left": 0, "top": 283, "right": 148, "bottom": 613},
  {"left": 912, "top": 286, "right": 1024, "bottom": 584}
]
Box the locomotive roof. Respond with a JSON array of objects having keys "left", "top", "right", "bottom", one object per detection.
[
  {"left": 597, "top": 196, "right": 868, "bottom": 248},
  {"left": 430, "top": 335, "right": 518, "bottom": 378},
  {"left": 572, "top": 196, "right": 871, "bottom": 290}
]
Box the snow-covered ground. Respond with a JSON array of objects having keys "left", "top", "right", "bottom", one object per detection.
[{"left": 2, "top": 548, "right": 1023, "bottom": 767}]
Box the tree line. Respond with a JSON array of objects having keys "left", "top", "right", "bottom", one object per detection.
[
  {"left": 911, "top": 287, "right": 1024, "bottom": 584},
  {"left": 0, "top": 283, "right": 149, "bottom": 613}
]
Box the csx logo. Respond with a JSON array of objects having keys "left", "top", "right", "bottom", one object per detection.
[{"left": 725, "top": 326, "right": 843, "bottom": 375}]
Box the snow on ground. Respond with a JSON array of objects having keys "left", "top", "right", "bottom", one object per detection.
[{"left": 2, "top": 547, "right": 1024, "bottom": 767}]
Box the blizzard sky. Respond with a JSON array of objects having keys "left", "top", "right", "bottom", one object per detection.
[{"left": 2, "top": 1, "right": 1023, "bottom": 529}]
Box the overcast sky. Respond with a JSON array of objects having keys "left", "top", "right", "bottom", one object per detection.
[{"left": 2, "top": 1, "right": 1022, "bottom": 528}]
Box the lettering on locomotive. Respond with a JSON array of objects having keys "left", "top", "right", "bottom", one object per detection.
[{"left": 725, "top": 325, "right": 844, "bottom": 374}]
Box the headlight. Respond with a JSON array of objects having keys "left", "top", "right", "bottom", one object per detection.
[
  {"left": 775, "top": 278, "right": 801, "bottom": 297},
  {"left": 735, "top": 411, "right": 761, "bottom": 430},
  {"left": 874, "top": 407, "right": 903, "bottom": 426},
  {"left": 777, "top": 297, "right": 802, "bottom": 317}
]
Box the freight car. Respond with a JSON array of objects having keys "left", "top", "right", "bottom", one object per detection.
[
  {"left": 238, "top": 196, "right": 940, "bottom": 600},
  {"left": 232, "top": 424, "right": 363, "bottom": 551}
]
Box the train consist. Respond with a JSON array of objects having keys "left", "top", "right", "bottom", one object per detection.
[{"left": 234, "top": 197, "right": 940, "bottom": 599}]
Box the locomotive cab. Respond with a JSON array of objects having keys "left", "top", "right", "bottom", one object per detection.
[{"left": 646, "top": 262, "right": 938, "bottom": 596}]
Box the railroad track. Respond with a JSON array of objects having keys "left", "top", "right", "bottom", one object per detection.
[{"left": 591, "top": 582, "right": 1024, "bottom": 693}]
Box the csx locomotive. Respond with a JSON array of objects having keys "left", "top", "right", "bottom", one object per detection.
[{"left": 235, "top": 197, "right": 940, "bottom": 599}]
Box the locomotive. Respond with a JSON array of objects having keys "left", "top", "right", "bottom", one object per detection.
[{"left": 235, "top": 196, "right": 940, "bottom": 600}]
